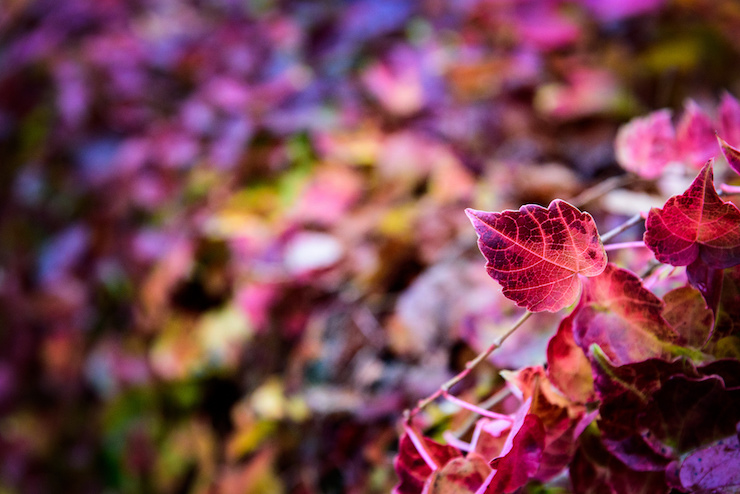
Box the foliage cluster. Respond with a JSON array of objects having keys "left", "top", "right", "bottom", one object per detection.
[{"left": 397, "top": 106, "right": 740, "bottom": 492}]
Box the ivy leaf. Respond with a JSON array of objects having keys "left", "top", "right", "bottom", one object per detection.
[
  {"left": 466, "top": 200, "right": 607, "bottom": 312},
  {"left": 573, "top": 263, "right": 678, "bottom": 366},
  {"left": 718, "top": 133, "right": 740, "bottom": 176},
  {"left": 644, "top": 160, "right": 740, "bottom": 269}
]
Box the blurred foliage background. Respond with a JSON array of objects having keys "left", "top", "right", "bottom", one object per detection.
[{"left": 2, "top": 0, "right": 740, "bottom": 492}]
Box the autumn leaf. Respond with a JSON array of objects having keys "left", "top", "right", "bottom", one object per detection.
[
  {"left": 644, "top": 160, "right": 740, "bottom": 269},
  {"left": 573, "top": 263, "right": 678, "bottom": 365},
  {"left": 547, "top": 312, "right": 595, "bottom": 404},
  {"left": 466, "top": 200, "right": 607, "bottom": 312}
]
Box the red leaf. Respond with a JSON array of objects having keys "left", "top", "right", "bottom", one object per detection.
[
  {"left": 573, "top": 263, "right": 678, "bottom": 365},
  {"left": 484, "top": 414, "right": 545, "bottom": 493},
  {"left": 466, "top": 200, "right": 607, "bottom": 313},
  {"left": 644, "top": 161, "right": 740, "bottom": 269},
  {"left": 546, "top": 312, "right": 595, "bottom": 404},
  {"left": 393, "top": 431, "right": 462, "bottom": 494},
  {"left": 615, "top": 109, "right": 676, "bottom": 178},
  {"left": 718, "top": 133, "right": 740, "bottom": 176},
  {"left": 676, "top": 100, "right": 717, "bottom": 169}
]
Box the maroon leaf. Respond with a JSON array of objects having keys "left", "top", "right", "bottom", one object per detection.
[
  {"left": 644, "top": 161, "right": 740, "bottom": 269},
  {"left": 571, "top": 425, "right": 669, "bottom": 494},
  {"left": 662, "top": 285, "right": 713, "bottom": 347},
  {"left": 614, "top": 108, "right": 676, "bottom": 179},
  {"left": 466, "top": 200, "right": 607, "bottom": 312},
  {"left": 642, "top": 374, "right": 740, "bottom": 453},
  {"left": 718, "top": 133, "right": 740, "bottom": 176},
  {"left": 686, "top": 258, "right": 724, "bottom": 316},
  {"left": 426, "top": 453, "right": 491, "bottom": 494},
  {"left": 484, "top": 414, "right": 545, "bottom": 493},
  {"left": 573, "top": 263, "right": 678, "bottom": 365},
  {"left": 679, "top": 431, "right": 740, "bottom": 493},
  {"left": 676, "top": 100, "right": 717, "bottom": 168},
  {"left": 547, "top": 312, "right": 594, "bottom": 404},
  {"left": 393, "top": 431, "right": 462, "bottom": 494}
]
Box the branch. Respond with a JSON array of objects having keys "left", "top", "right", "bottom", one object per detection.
[
  {"left": 404, "top": 311, "right": 532, "bottom": 421},
  {"left": 600, "top": 212, "right": 645, "bottom": 243}
]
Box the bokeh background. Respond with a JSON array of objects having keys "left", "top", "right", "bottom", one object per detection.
[{"left": 2, "top": 0, "right": 740, "bottom": 492}]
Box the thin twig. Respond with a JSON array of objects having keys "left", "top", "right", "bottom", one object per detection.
[
  {"left": 404, "top": 311, "right": 532, "bottom": 421},
  {"left": 447, "top": 387, "right": 513, "bottom": 439},
  {"left": 603, "top": 240, "right": 646, "bottom": 252},
  {"left": 568, "top": 175, "right": 636, "bottom": 208},
  {"left": 600, "top": 213, "right": 645, "bottom": 243}
]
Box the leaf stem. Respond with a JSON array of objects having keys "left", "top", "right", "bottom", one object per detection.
[
  {"left": 600, "top": 213, "right": 644, "bottom": 243},
  {"left": 442, "top": 390, "right": 515, "bottom": 421},
  {"left": 719, "top": 183, "right": 740, "bottom": 196},
  {"left": 603, "top": 240, "right": 646, "bottom": 251},
  {"left": 403, "top": 422, "right": 439, "bottom": 471},
  {"left": 405, "top": 311, "right": 532, "bottom": 420}
]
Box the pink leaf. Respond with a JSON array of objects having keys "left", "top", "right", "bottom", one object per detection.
[
  {"left": 718, "top": 133, "right": 740, "bottom": 176},
  {"left": 615, "top": 109, "right": 676, "bottom": 179},
  {"left": 676, "top": 100, "right": 718, "bottom": 169},
  {"left": 644, "top": 161, "right": 740, "bottom": 268},
  {"left": 465, "top": 200, "right": 607, "bottom": 313},
  {"left": 573, "top": 263, "right": 678, "bottom": 365},
  {"left": 720, "top": 91, "right": 740, "bottom": 147}
]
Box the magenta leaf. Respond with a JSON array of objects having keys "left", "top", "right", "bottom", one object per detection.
[
  {"left": 644, "top": 161, "right": 740, "bottom": 269},
  {"left": 720, "top": 91, "right": 740, "bottom": 148},
  {"left": 484, "top": 414, "right": 545, "bottom": 493},
  {"left": 615, "top": 109, "right": 676, "bottom": 178},
  {"left": 393, "top": 431, "right": 462, "bottom": 494},
  {"left": 573, "top": 263, "right": 678, "bottom": 365},
  {"left": 546, "top": 312, "right": 594, "bottom": 404},
  {"left": 718, "top": 133, "right": 740, "bottom": 176},
  {"left": 679, "top": 430, "right": 740, "bottom": 493},
  {"left": 676, "top": 100, "right": 717, "bottom": 168},
  {"left": 465, "top": 200, "right": 607, "bottom": 312}
]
